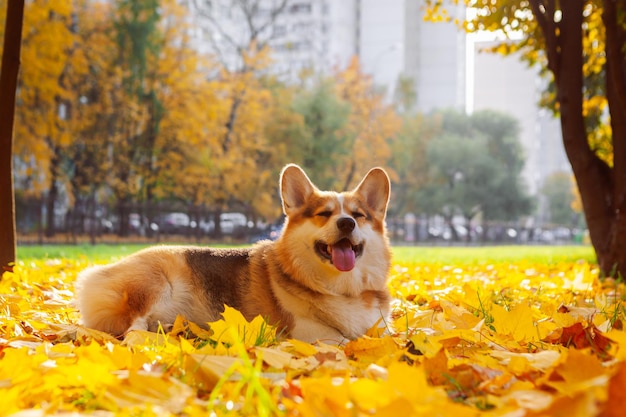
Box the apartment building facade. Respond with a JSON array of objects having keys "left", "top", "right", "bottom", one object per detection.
[{"left": 190, "top": 0, "right": 466, "bottom": 112}]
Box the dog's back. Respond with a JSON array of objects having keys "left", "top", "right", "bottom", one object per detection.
[{"left": 76, "top": 245, "right": 264, "bottom": 336}]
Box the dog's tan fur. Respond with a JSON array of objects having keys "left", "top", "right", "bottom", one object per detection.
[{"left": 75, "top": 164, "right": 392, "bottom": 343}]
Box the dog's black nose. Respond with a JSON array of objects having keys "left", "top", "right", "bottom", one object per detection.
[{"left": 337, "top": 217, "right": 355, "bottom": 233}]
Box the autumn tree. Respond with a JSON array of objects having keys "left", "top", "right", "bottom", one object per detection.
[
  {"left": 420, "top": 132, "right": 496, "bottom": 239},
  {"left": 541, "top": 171, "right": 581, "bottom": 226},
  {"left": 464, "top": 110, "right": 533, "bottom": 221},
  {"left": 186, "top": 0, "right": 291, "bottom": 235},
  {"left": 0, "top": 0, "right": 24, "bottom": 268},
  {"left": 74, "top": 0, "right": 221, "bottom": 236},
  {"left": 12, "top": 0, "right": 82, "bottom": 237},
  {"left": 388, "top": 113, "right": 441, "bottom": 216},
  {"left": 428, "top": 1, "right": 626, "bottom": 275},
  {"left": 417, "top": 110, "right": 533, "bottom": 240},
  {"left": 393, "top": 74, "right": 418, "bottom": 115},
  {"left": 290, "top": 80, "right": 351, "bottom": 190},
  {"left": 63, "top": 1, "right": 117, "bottom": 239},
  {"left": 262, "top": 79, "right": 307, "bottom": 214},
  {"left": 9, "top": 0, "right": 240, "bottom": 240},
  {"left": 334, "top": 58, "right": 402, "bottom": 190},
  {"left": 152, "top": 7, "right": 224, "bottom": 208},
  {"left": 191, "top": 0, "right": 289, "bottom": 72},
  {"left": 106, "top": 0, "right": 163, "bottom": 236},
  {"left": 261, "top": 58, "right": 403, "bottom": 195}
]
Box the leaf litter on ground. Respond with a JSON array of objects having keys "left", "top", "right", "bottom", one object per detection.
[{"left": 1, "top": 256, "right": 626, "bottom": 416}]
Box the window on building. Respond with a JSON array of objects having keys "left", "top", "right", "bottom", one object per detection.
[
  {"left": 290, "top": 3, "right": 312, "bottom": 14},
  {"left": 273, "top": 24, "right": 286, "bottom": 37}
]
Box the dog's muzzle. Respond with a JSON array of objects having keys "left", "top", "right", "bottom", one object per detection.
[{"left": 315, "top": 238, "right": 363, "bottom": 272}]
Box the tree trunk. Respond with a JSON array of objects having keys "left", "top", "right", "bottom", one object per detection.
[
  {"left": 213, "top": 208, "right": 223, "bottom": 239},
  {"left": 342, "top": 159, "right": 356, "bottom": 191},
  {"left": 45, "top": 151, "right": 61, "bottom": 237},
  {"left": 0, "top": 0, "right": 25, "bottom": 270},
  {"left": 553, "top": 0, "right": 626, "bottom": 277},
  {"left": 117, "top": 198, "right": 130, "bottom": 237},
  {"left": 597, "top": 0, "right": 626, "bottom": 277}
]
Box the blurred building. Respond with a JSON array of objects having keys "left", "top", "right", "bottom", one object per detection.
[
  {"left": 472, "top": 40, "right": 571, "bottom": 206},
  {"left": 189, "top": 0, "right": 466, "bottom": 112}
]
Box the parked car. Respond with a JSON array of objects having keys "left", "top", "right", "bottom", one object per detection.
[
  {"left": 83, "top": 218, "right": 114, "bottom": 235},
  {"left": 191, "top": 213, "right": 247, "bottom": 236},
  {"left": 198, "top": 219, "right": 215, "bottom": 234},
  {"left": 128, "top": 213, "right": 143, "bottom": 234},
  {"left": 158, "top": 212, "right": 191, "bottom": 234},
  {"left": 219, "top": 212, "right": 249, "bottom": 235},
  {"left": 249, "top": 223, "right": 283, "bottom": 243}
]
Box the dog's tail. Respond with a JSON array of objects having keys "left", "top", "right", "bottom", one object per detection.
[{"left": 74, "top": 265, "right": 138, "bottom": 337}]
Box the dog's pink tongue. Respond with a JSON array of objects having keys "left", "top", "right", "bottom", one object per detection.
[{"left": 331, "top": 239, "right": 355, "bottom": 272}]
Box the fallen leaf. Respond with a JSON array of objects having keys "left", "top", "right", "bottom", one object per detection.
[
  {"left": 602, "top": 361, "right": 626, "bottom": 417},
  {"left": 3, "top": 257, "right": 624, "bottom": 416},
  {"left": 491, "top": 302, "right": 539, "bottom": 342},
  {"left": 343, "top": 336, "right": 399, "bottom": 363},
  {"left": 423, "top": 348, "right": 448, "bottom": 385},
  {"left": 184, "top": 354, "right": 240, "bottom": 390},
  {"left": 207, "top": 306, "right": 276, "bottom": 347}
]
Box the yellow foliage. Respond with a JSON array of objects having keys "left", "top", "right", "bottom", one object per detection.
[
  {"left": 207, "top": 305, "right": 277, "bottom": 348},
  {"left": 7, "top": 0, "right": 405, "bottom": 221},
  {"left": 333, "top": 57, "right": 402, "bottom": 188},
  {"left": 12, "top": 0, "right": 80, "bottom": 196},
  {"left": 436, "top": 0, "right": 614, "bottom": 167},
  {"left": 2, "top": 255, "right": 626, "bottom": 415}
]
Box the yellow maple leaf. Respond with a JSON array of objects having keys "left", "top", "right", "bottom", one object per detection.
[
  {"left": 105, "top": 370, "right": 194, "bottom": 413},
  {"left": 408, "top": 331, "right": 442, "bottom": 358},
  {"left": 606, "top": 329, "right": 626, "bottom": 361},
  {"left": 184, "top": 354, "right": 240, "bottom": 390},
  {"left": 491, "top": 349, "right": 561, "bottom": 373},
  {"left": 349, "top": 378, "right": 397, "bottom": 411},
  {"left": 207, "top": 305, "right": 276, "bottom": 348},
  {"left": 491, "top": 303, "right": 539, "bottom": 342},
  {"left": 169, "top": 315, "right": 213, "bottom": 340},
  {"left": 287, "top": 338, "right": 319, "bottom": 356},
  {"left": 122, "top": 330, "right": 179, "bottom": 349},
  {"left": 343, "top": 336, "right": 399, "bottom": 363},
  {"left": 545, "top": 349, "right": 609, "bottom": 399},
  {"left": 256, "top": 346, "right": 294, "bottom": 369},
  {"left": 298, "top": 376, "right": 352, "bottom": 417},
  {"left": 440, "top": 299, "right": 482, "bottom": 329}
]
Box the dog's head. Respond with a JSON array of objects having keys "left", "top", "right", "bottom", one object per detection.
[{"left": 278, "top": 164, "right": 390, "bottom": 275}]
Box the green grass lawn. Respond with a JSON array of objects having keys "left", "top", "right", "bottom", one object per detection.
[
  {"left": 17, "top": 243, "right": 152, "bottom": 261},
  {"left": 16, "top": 242, "right": 597, "bottom": 265},
  {"left": 391, "top": 244, "right": 596, "bottom": 265}
]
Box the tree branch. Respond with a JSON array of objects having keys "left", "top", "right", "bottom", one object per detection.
[
  {"left": 194, "top": 0, "right": 291, "bottom": 61},
  {"left": 529, "top": 0, "right": 560, "bottom": 83},
  {"left": 247, "top": 0, "right": 290, "bottom": 47}
]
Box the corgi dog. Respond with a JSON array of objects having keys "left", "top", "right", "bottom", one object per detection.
[{"left": 75, "top": 164, "right": 392, "bottom": 343}]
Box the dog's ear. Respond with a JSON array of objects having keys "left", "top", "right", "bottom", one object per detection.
[
  {"left": 353, "top": 167, "right": 390, "bottom": 219},
  {"left": 280, "top": 164, "right": 317, "bottom": 215}
]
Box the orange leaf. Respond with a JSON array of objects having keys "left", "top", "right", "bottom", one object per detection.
[
  {"left": 343, "top": 336, "right": 399, "bottom": 363},
  {"left": 603, "top": 361, "right": 626, "bottom": 417},
  {"left": 423, "top": 348, "right": 448, "bottom": 385}
]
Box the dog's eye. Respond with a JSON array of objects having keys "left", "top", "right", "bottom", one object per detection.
[
  {"left": 316, "top": 211, "right": 333, "bottom": 218},
  {"left": 352, "top": 212, "right": 365, "bottom": 219}
]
